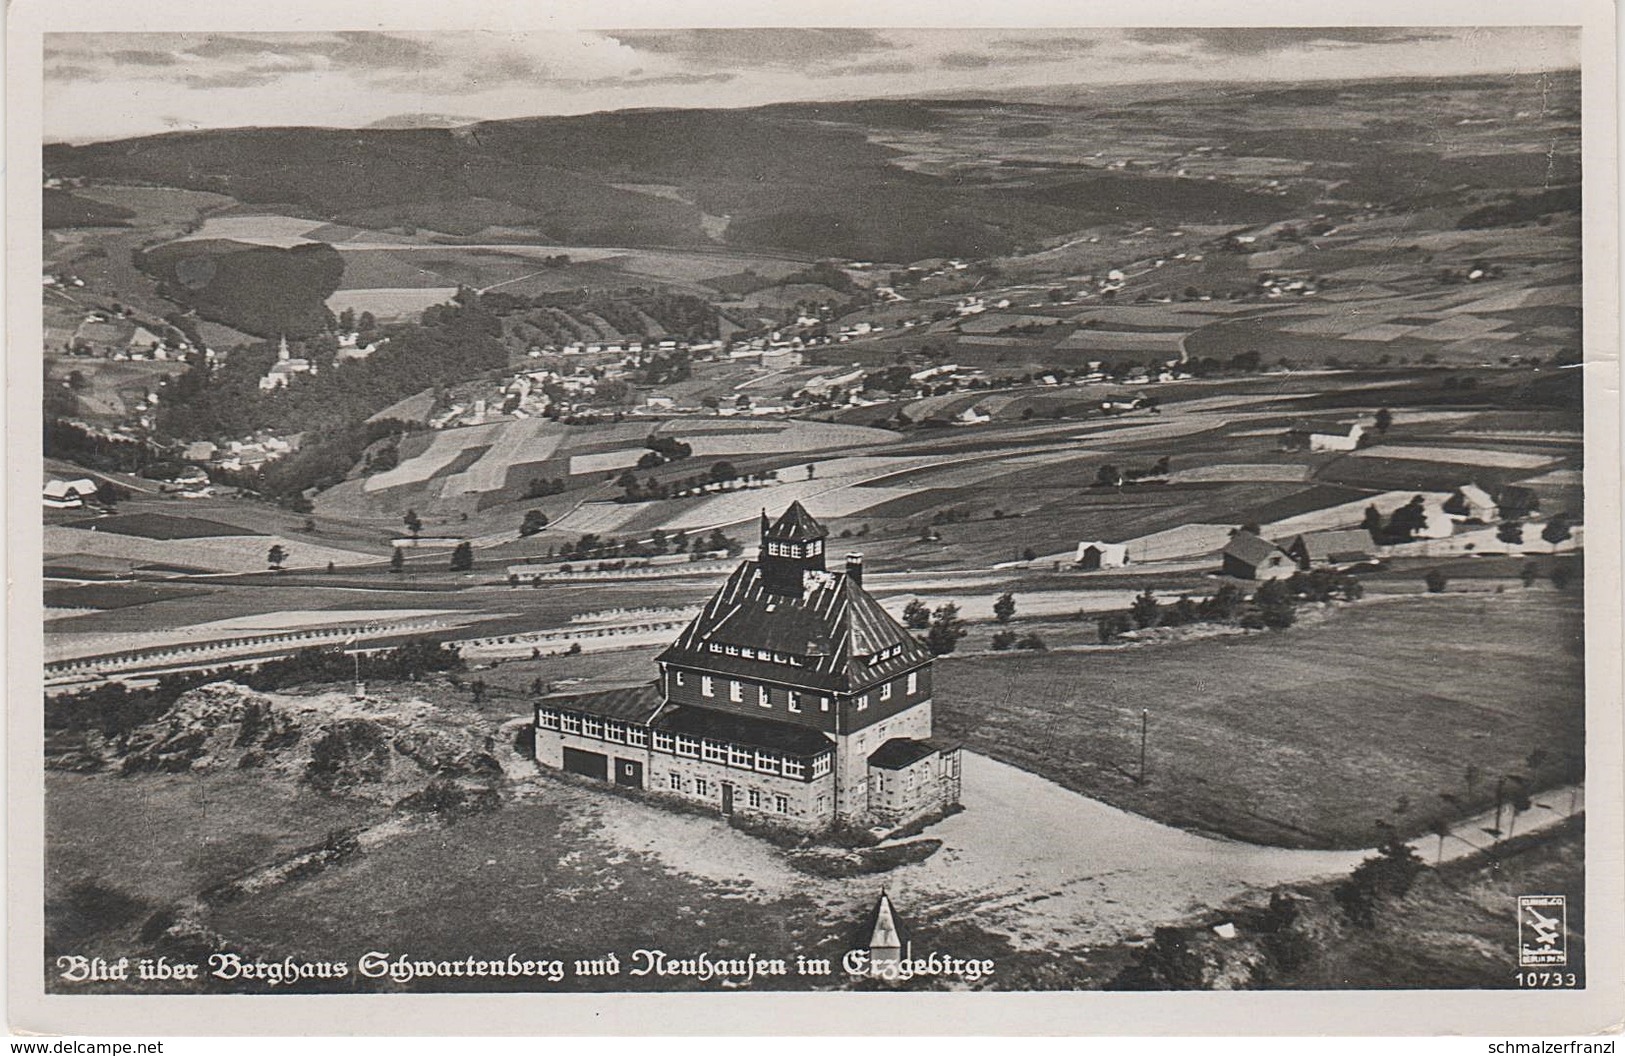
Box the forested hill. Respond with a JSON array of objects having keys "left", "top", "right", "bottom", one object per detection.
[{"left": 41, "top": 101, "right": 1286, "bottom": 262}]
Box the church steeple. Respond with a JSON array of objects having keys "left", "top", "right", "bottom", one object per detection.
[
  {"left": 277, "top": 333, "right": 290, "bottom": 362},
  {"left": 758, "top": 501, "right": 828, "bottom": 594}
]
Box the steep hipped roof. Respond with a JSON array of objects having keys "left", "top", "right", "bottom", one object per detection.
[
  {"left": 763, "top": 500, "right": 826, "bottom": 542},
  {"left": 1222, "top": 531, "right": 1286, "bottom": 567},
  {"left": 656, "top": 559, "right": 930, "bottom": 694}
]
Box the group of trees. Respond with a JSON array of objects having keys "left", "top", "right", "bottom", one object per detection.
[
  {"left": 1097, "top": 572, "right": 1362, "bottom": 642},
  {"left": 615, "top": 461, "right": 767, "bottom": 504},
  {"left": 1095, "top": 456, "right": 1171, "bottom": 488}
]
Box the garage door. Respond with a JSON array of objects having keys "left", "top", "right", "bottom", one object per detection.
[
  {"left": 614, "top": 758, "right": 644, "bottom": 789},
  {"left": 562, "top": 747, "right": 608, "bottom": 781}
]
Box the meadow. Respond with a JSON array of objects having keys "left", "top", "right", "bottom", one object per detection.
[{"left": 932, "top": 589, "right": 1584, "bottom": 850}]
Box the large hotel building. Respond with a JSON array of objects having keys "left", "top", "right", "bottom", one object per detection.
[{"left": 533, "top": 502, "right": 962, "bottom": 830}]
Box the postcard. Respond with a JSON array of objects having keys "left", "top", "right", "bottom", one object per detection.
[{"left": 7, "top": 0, "right": 1621, "bottom": 1036}]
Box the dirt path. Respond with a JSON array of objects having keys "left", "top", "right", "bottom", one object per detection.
[
  {"left": 884, "top": 753, "right": 1582, "bottom": 952},
  {"left": 537, "top": 747, "right": 1583, "bottom": 956}
]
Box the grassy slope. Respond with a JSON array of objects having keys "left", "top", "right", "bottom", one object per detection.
[{"left": 932, "top": 589, "right": 1584, "bottom": 849}]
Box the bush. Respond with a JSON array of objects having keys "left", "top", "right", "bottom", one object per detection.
[
  {"left": 1096, "top": 612, "right": 1133, "bottom": 643},
  {"left": 1014, "top": 633, "right": 1047, "bottom": 651},
  {"left": 990, "top": 630, "right": 1017, "bottom": 651},
  {"left": 1423, "top": 570, "right": 1448, "bottom": 593},
  {"left": 1333, "top": 838, "right": 1427, "bottom": 928}
]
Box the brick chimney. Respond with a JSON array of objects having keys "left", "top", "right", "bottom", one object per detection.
[{"left": 845, "top": 552, "right": 864, "bottom": 586}]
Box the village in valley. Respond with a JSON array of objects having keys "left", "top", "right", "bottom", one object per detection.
[{"left": 38, "top": 46, "right": 1587, "bottom": 994}]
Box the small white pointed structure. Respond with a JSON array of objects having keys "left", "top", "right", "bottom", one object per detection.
[{"left": 868, "top": 890, "right": 910, "bottom": 965}]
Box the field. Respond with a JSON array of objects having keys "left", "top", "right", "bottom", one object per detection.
[
  {"left": 60, "top": 513, "right": 261, "bottom": 539},
  {"left": 932, "top": 590, "right": 1584, "bottom": 849}
]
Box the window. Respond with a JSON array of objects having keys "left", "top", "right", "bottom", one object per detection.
[
  {"left": 729, "top": 745, "right": 752, "bottom": 768},
  {"left": 788, "top": 691, "right": 802, "bottom": 714},
  {"left": 907, "top": 671, "right": 919, "bottom": 695},
  {"left": 725, "top": 645, "right": 740, "bottom": 657},
  {"left": 674, "top": 670, "right": 686, "bottom": 687},
  {"left": 653, "top": 730, "right": 675, "bottom": 753},
  {"left": 626, "top": 727, "right": 648, "bottom": 747},
  {"left": 819, "top": 696, "right": 830, "bottom": 712},
  {"left": 758, "top": 685, "right": 771, "bottom": 709},
  {"left": 538, "top": 709, "right": 561, "bottom": 730},
  {"left": 702, "top": 675, "right": 714, "bottom": 698},
  {"left": 755, "top": 750, "right": 777, "bottom": 774},
  {"left": 774, "top": 795, "right": 789, "bottom": 814},
  {"left": 782, "top": 758, "right": 806, "bottom": 780},
  {"left": 604, "top": 721, "right": 626, "bottom": 743},
  {"left": 747, "top": 788, "right": 763, "bottom": 809},
  {"left": 561, "top": 713, "right": 582, "bottom": 734},
  {"left": 695, "top": 778, "right": 710, "bottom": 797},
  {"left": 816, "top": 794, "right": 829, "bottom": 814},
  {"left": 812, "top": 754, "right": 832, "bottom": 777},
  {"left": 582, "top": 717, "right": 603, "bottom": 738},
  {"left": 702, "top": 740, "right": 726, "bottom": 763},
  {"left": 810, "top": 539, "right": 823, "bottom": 555},
  {"left": 880, "top": 681, "right": 893, "bottom": 701},
  {"left": 729, "top": 680, "right": 743, "bottom": 703},
  {"left": 668, "top": 773, "right": 682, "bottom": 791},
  {"left": 856, "top": 694, "right": 869, "bottom": 711},
  {"left": 675, "top": 734, "right": 700, "bottom": 757}
]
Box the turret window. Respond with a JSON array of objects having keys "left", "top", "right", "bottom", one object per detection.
[
  {"left": 880, "top": 682, "right": 893, "bottom": 701},
  {"left": 758, "top": 685, "right": 771, "bottom": 708},
  {"left": 788, "top": 691, "right": 802, "bottom": 714},
  {"left": 729, "top": 680, "right": 743, "bottom": 702},
  {"left": 907, "top": 672, "right": 919, "bottom": 695},
  {"left": 702, "top": 675, "right": 715, "bottom": 697}
]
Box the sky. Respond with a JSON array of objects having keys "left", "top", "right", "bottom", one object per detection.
[{"left": 43, "top": 27, "right": 1580, "bottom": 143}]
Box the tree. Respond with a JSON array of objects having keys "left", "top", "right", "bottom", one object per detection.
[
  {"left": 925, "top": 603, "right": 968, "bottom": 656},
  {"left": 390, "top": 547, "right": 406, "bottom": 573},
  {"left": 1541, "top": 515, "right": 1572, "bottom": 552},
  {"left": 709, "top": 461, "right": 738, "bottom": 484},
  {"left": 1520, "top": 562, "right": 1540, "bottom": 588},
  {"left": 520, "top": 510, "right": 549, "bottom": 537},
  {"left": 1253, "top": 579, "right": 1295, "bottom": 629},
  {"left": 993, "top": 592, "right": 1016, "bottom": 624},
  {"left": 990, "top": 630, "right": 1017, "bottom": 651},
  {"left": 902, "top": 599, "right": 931, "bottom": 630},
  {"left": 449, "top": 542, "right": 474, "bottom": 571},
  {"left": 1096, "top": 612, "right": 1132, "bottom": 642},
  {"left": 1374, "top": 407, "right": 1393, "bottom": 433},
  {"left": 1424, "top": 569, "right": 1448, "bottom": 593},
  {"left": 267, "top": 544, "right": 288, "bottom": 570},
  {"left": 1549, "top": 563, "right": 1574, "bottom": 590},
  {"left": 1095, "top": 464, "right": 1123, "bottom": 488},
  {"left": 94, "top": 480, "right": 123, "bottom": 508},
  {"left": 326, "top": 561, "right": 336, "bottom": 574},
  {"left": 1130, "top": 589, "right": 1161, "bottom": 629},
  {"left": 1387, "top": 496, "right": 1429, "bottom": 541},
  {"left": 1361, "top": 504, "right": 1384, "bottom": 535},
  {"left": 404, "top": 509, "right": 422, "bottom": 539},
  {"left": 1498, "top": 520, "right": 1524, "bottom": 546}
]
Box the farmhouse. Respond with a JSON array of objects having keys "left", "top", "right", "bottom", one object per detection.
[
  {"left": 1280, "top": 420, "right": 1364, "bottom": 453},
  {"left": 1282, "top": 530, "right": 1376, "bottom": 571},
  {"left": 1220, "top": 531, "right": 1296, "bottom": 580},
  {"left": 1442, "top": 483, "right": 1497, "bottom": 523},
  {"left": 42, "top": 477, "right": 98, "bottom": 509},
  {"left": 533, "top": 502, "right": 963, "bottom": 832},
  {"left": 1075, "top": 541, "right": 1129, "bottom": 570}
]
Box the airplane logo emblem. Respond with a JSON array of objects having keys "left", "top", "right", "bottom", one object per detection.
[{"left": 1518, "top": 896, "right": 1568, "bottom": 966}]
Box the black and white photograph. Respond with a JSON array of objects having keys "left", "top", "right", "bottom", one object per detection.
[{"left": 8, "top": 0, "right": 1622, "bottom": 1037}]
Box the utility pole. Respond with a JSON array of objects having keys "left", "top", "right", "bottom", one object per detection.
[
  {"left": 1138, "top": 709, "right": 1149, "bottom": 785},
  {"left": 1492, "top": 775, "right": 1507, "bottom": 839}
]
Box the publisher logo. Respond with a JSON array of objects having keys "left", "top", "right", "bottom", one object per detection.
[{"left": 1518, "top": 895, "right": 1567, "bottom": 966}]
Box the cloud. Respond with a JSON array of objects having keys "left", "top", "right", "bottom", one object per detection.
[
  {"left": 609, "top": 28, "right": 895, "bottom": 68},
  {"left": 108, "top": 49, "right": 179, "bottom": 67},
  {"left": 181, "top": 68, "right": 287, "bottom": 90},
  {"left": 988, "top": 34, "right": 1103, "bottom": 55},
  {"left": 810, "top": 59, "right": 917, "bottom": 79},
  {"left": 939, "top": 52, "right": 993, "bottom": 70},
  {"left": 1127, "top": 28, "right": 1454, "bottom": 56}
]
